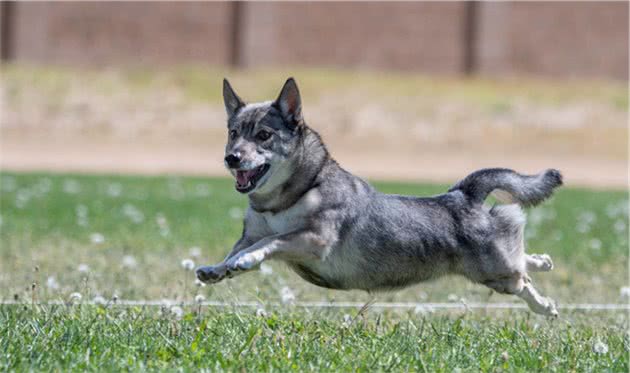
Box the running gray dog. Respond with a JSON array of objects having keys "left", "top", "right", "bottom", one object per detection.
[{"left": 196, "top": 78, "right": 562, "bottom": 316}]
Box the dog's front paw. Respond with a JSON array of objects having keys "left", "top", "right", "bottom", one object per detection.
[
  {"left": 196, "top": 265, "right": 227, "bottom": 284},
  {"left": 227, "top": 251, "right": 264, "bottom": 273}
]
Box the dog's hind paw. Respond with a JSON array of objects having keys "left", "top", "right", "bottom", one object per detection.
[
  {"left": 531, "top": 297, "right": 558, "bottom": 318},
  {"left": 527, "top": 253, "right": 554, "bottom": 272}
]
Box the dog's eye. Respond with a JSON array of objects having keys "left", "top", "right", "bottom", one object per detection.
[
  {"left": 256, "top": 130, "right": 272, "bottom": 141},
  {"left": 229, "top": 130, "right": 238, "bottom": 140}
]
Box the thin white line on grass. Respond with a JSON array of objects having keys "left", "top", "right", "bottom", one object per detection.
[{"left": 0, "top": 300, "right": 628, "bottom": 311}]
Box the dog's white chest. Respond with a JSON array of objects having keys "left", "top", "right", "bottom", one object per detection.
[{"left": 262, "top": 189, "right": 322, "bottom": 233}]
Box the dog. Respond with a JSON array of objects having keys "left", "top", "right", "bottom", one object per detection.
[{"left": 196, "top": 78, "right": 562, "bottom": 316}]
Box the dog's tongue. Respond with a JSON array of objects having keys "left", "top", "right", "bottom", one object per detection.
[{"left": 236, "top": 169, "right": 257, "bottom": 187}]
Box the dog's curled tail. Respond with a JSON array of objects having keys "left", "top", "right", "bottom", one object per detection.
[{"left": 448, "top": 168, "right": 563, "bottom": 207}]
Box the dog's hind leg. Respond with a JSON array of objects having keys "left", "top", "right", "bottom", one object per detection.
[
  {"left": 517, "top": 281, "right": 558, "bottom": 317},
  {"left": 483, "top": 275, "right": 558, "bottom": 317},
  {"left": 526, "top": 254, "right": 554, "bottom": 272}
]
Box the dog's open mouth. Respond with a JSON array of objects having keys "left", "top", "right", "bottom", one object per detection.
[{"left": 235, "top": 164, "right": 270, "bottom": 193}]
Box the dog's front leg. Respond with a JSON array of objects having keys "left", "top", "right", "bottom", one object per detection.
[
  {"left": 225, "top": 229, "right": 332, "bottom": 275},
  {"left": 196, "top": 234, "right": 256, "bottom": 284}
]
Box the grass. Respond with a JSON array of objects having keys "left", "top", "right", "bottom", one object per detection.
[
  {"left": 0, "top": 171, "right": 628, "bottom": 371},
  {"left": 1, "top": 306, "right": 627, "bottom": 371}
]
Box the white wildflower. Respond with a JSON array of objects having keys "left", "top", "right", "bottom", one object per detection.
[
  {"left": 77, "top": 263, "right": 90, "bottom": 273},
  {"left": 593, "top": 340, "right": 608, "bottom": 354},
  {"left": 260, "top": 263, "right": 273, "bottom": 275},
  {"left": 90, "top": 233, "right": 105, "bottom": 244},
  {"left": 181, "top": 259, "right": 195, "bottom": 271},
  {"left": 106, "top": 182, "right": 122, "bottom": 197},
  {"left": 342, "top": 314, "right": 353, "bottom": 328},
  {"left": 76, "top": 204, "right": 89, "bottom": 226},
  {"left": 122, "top": 204, "right": 144, "bottom": 224},
  {"left": 161, "top": 298, "right": 174, "bottom": 307},
  {"left": 588, "top": 239, "right": 602, "bottom": 250},
  {"left": 170, "top": 306, "right": 183, "bottom": 319},
  {"left": 15, "top": 189, "right": 30, "bottom": 209},
  {"left": 414, "top": 305, "right": 434, "bottom": 315},
  {"left": 35, "top": 178, "right": 52, "bottom": 195},
  {"left": 1, "top": 176, "right": 16, "bottom": 192},
  {"left": 614, "top": 219, "right": 626, "bottom": 233},
  {"left": 194, "top": 294, "right": 206, "bottom": 304},
  {"left": 189, "top": 246, "right": 202, "bottom": 258},
  {"left": 63, "top": 179, "right": 81, "bottom": 194},
  {"left": 255, "top": 308, "right": 267, "bottom": 317},
  {"left": 280, "top": 286, "right": 295, "bottom": 304},
  {"left": 576, "top": 223, "right": 591, "bottom": 234},
  {"left": 122, "top": 255, "right": 138, "bottom": 269},
  {"left": 93, "top": 295, "right": 107, "bottom": 305},
  {"left": 228, "top": 207, "right": 243, "bottom": 220},
  {"left": 195, "top": 278, "right": 207, "bottom": 287},
  {"left": 195, "top": 184, "right": 211, "bottom": 197},
  {"left": 69, "top": 292, "right": 82, "bottom": 302},
  {"left": 447, "top": 294, "right": 459, "bottom": 302},
  {"left": 156, "top": 213, "right": 169, "bottom": 237},
  {"left": 46, "top": 276, "right": 59, "bottom": 290},
  {"left": 620, "top": 286, "right": 630, "bottom": 298}
]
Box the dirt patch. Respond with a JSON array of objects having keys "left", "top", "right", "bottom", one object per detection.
[{"left": 1, "top": 66, "right": 627, "bottom": 188}]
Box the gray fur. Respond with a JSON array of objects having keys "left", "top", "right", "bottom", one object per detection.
[{"left": 197, "top": 78, "right": 562, "bottom": 316}]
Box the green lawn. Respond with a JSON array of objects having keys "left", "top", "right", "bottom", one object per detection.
[{"left": 0, "top": 171, "right": 628, "bottom": 371}]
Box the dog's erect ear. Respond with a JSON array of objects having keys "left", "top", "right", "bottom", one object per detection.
[
  {"left": 223, "top": 78, "right": 244, "bottom": 118},
  {"left": 274, "top": 77, "right": 303, "bottom": 127}
]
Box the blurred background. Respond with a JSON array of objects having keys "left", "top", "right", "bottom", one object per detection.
[{"left": 0, "top": 1, "right": 628, "bottom": 187}]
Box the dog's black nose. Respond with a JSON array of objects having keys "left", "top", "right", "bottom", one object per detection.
[{"left": 224, "top": 154, "right": 240, "bottom": 168}]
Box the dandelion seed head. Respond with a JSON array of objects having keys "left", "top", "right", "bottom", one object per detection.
[
  {"left": 90, "top": 233, "right": 105, "bottom": 244},
  {"left": 195, "top": 278, "right": 206, "bottom": 287},
  {"left": 614, "top": 219, "right": 626, "bottom": 233},
  {"left": 341, "top": 314, "right": 353, "bottom": 328},
  {"left": 414, "top": 305, "right": 434, "bottom": 315},
  {"left": 195, "top": 294, "right": 206, "bottom": 304},
  {"left": 93, "top": 295, "right": 107, "bottom": 305},
  {"left": 181, "top": 259, "right": 195, "bottom": 271},
  {"left": 280, "top": 286, "right": 295, "bottom": 304},
  {"left": 77, "top": 264, "right": 90, "bottom": 273},
  {"left": 189, "top": 246, "right": 202, "bottom": 258},
  {"left": 447, "top": 293, "right": 459, "bottom": 302},
  {"left": 195, "top": 184, "right": 212, "bottom": 197},
  {"left": 122, "top": 255, "right": 138, "bottom": 269},
  {"left": 122, "top": 204, "right": 144, "bottom": 224},
  {"left": 620, "top": 286, "right": 630, "bottom": 298},
  {"left": 63, "top": 179, "right": 81, "bottom": 194},
  {"left": 170, "top": 306, "right": 183, "bottom": 319},
  {"left": 501, "top": 351, "right": 509, "bottom": 361},
  {"left": 106, "top": 182, "right": 123, "bottom": 197},
  {"left": 1, "top": 176, "right": 16, "bottom": 192},
  {"left": 46, "top": 276, "right": 59, "bottom": 290},
  {"left": 69, "top": 292, "right": 82, "bottom": 302},
  {"left": 593, "top": 340, "right": 608, "bottom": 354},
  {"left": 255, "top": 308, "right": 267, "bottom": 317},
  {"left": 588, "top": 239, "right": 602, "bottom": 250}
]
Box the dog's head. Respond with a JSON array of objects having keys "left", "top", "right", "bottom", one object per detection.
[{"left": 222, "top": 78, "right": 305, "bottom": 194}]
